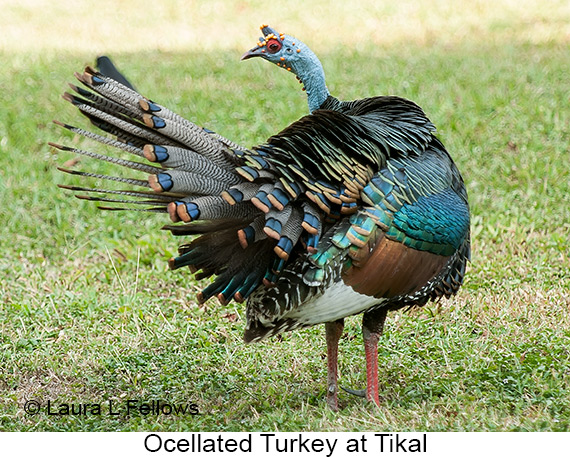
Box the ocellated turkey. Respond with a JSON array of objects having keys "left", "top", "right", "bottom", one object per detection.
[{"left": 54, "top": 25, "right": 470, "bottom": 411}]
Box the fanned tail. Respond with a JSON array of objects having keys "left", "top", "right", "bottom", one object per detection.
[{"left": 55, "top": 64, "right": 330, "bottom": 305}]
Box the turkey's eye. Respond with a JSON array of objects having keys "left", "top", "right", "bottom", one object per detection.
[{"left": 266, "top": 39, "right": 282, "bottom": 54}]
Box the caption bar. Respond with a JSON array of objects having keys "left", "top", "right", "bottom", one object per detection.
[{"left": 144, "top": 433, "right": 427, "bottom": 454}]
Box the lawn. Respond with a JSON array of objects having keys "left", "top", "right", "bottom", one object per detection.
[{"left": 0, "top": 0, "right": 568, "bottom": 431}]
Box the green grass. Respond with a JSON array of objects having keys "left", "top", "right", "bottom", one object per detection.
[{"left": 1, "top": 8, "right": 569, "bottom": 431}]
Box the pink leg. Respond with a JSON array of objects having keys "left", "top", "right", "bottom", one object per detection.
[
  {"left": 362, "top": 307, "right": 388, "bottom": 406},
  {"left": 363, "top": 327, "right": 380, "bottom": 405},
  {"left": 325, "top": 319, "right": 344, "bottom": 411}
]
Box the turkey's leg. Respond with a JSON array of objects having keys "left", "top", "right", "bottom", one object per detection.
[
  {"left": 325, "top": 319, "right": 344, "bottom": 411},
  {"left": 362, "top": 307, "right": 388, "bottom": 406}
]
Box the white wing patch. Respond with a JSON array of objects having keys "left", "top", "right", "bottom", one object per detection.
[{"left": 284, "top": 281, "right": 386, "bottom": 325}]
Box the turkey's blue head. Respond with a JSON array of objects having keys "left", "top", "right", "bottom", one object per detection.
[{"left": 242, "top": 25, "right": 330, "bottom": 113}]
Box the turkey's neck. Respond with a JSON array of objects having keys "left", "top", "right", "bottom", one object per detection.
[
  {"left": 292, "top": 52, "right": 330, "bottom": 112},
  {"left": 302, "top": 68, "right": 330, "bottom": 112}
]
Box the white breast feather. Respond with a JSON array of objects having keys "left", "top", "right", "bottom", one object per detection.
[{"left": 284, "top": 282, "right": 385, "bottom": 325}]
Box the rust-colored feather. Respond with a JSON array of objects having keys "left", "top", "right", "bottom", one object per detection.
[{"left": 343, "top": 233, "right": 449, "bottom": 298}]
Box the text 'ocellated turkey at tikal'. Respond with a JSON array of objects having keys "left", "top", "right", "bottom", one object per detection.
[{"left": 54, "top": 25, "right": 470, "bottom": 411}]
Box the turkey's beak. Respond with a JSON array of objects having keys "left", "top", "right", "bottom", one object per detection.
[{"left": 241, "top": 46, "right": 265, "bottom": 61}]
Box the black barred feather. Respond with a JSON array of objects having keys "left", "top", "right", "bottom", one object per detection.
[
  {"left": 162, "top": 219, "right": 251, "bottom": 236},
  {"left": 57, "top": 184, "right": 185, "bottom": 201},
  {"left": 51, "top": 142, "right": 161, "bottom": 174},
  {"left": 54, "top": 120, "right": 145, "bottom": 157},
  {"left": 96, "top": 56, "right": 137, "bottom": 91},
  {"left": 57, "top": 166, "right": 150, "bottom": 188}
]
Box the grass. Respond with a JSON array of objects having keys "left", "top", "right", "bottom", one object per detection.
[{"left": 0, "top": 0, "right": 569, "bottom": 432}]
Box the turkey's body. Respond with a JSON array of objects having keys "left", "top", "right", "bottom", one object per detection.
[
  {"left": 56, "top": 26, "right": 470, "bottom": 410},
  {"left": 243, "top": 95, "right": 470, "bottom": 344}
]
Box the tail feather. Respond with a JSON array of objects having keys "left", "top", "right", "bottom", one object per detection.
[
  {"left": 263, "top": 205, "right": 292, "bottom": 240},
  {"left": 137, "top": 101, "right": 238, "bottom": 170},
  {"left": 96, "top": 56, "right": 137, "bottom": 91},
  {"left": 66, "top": 94, "right": 175, "bottom": 147},
  {"left": 237, "top": 215, "right": 267, "bottom": 248},
  {"left": 76, "top": 67, "right": 145, "bottom": 113},
  {"left": 76, "top": 65, "right": 238, "bottom": 170},
  {"left": 143, "top": 145, "right": 240, "bottom": 185},
  {"left": 57, "top": 184, "right": 182, "bottom": 201},
  {"left": 222, "top": 182, "right": 263, "bottom": 205},
  {"left": 85, "top": 117, "right": 149, "bottom": 149},
  {"left": 274, "top": 206, "right": 303, "bottom": 260},
  {"left": 67, "top": 84, "right": 142, "bottom": 121},
  {"left": 191, "top": 238, "right": 276, "bottom": 304},
  {"left": 53, "top": 120, "right": 144, "bottom": 157},
  {"left": 57, "top": 166, "right": 150, "bottom": 188},
  {"left": 169, "top": 197, "right": 259, "bottom": 223},
  {"left": 97, "top": 205, "right": 167, "bottom": 213},
  {"left": 148, "top": 169, "right": 237, "bottom": 196},
  {"left": 74, "top": 194, "right": 171, "bottom": 206},
  {"left": 50, "top": 142, "right": 160, "bottom": 174},
  {"left": 162, "top": 219, "right": 251, "bottom": 236},
  {"left": 266, "top": 181, "right": 290, "bottom": 210}
]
